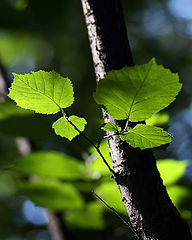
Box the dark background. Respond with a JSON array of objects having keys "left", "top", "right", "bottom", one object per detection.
[{"left": 0, "top": 0, "right": 192, "bottom": 239}]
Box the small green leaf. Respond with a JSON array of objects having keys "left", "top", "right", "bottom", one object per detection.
[
  {"left": 120, "top": 124, "right": 172, "bottom": 150},
  {"left": 101, "top": 122, "right": 121, "bottom": 132},
  {"left": 14, "top": 151, "right": 87, "bottom": 180},
  {"left": 94, "top": 58, "right": 181, "bottom": 121},
  {"left": 8, "top": 71, "right": 74, "bottom": 114},
  {"left": 20, "top": 181, "right": 84, "bottom": 211},
  {"left": 53, "top": 115, "right": 87, "bottom": 140}
]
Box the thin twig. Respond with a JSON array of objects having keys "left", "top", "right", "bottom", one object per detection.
[
  {"left": 92, "top": 191, "right": 141, "bottom": 239},
  {"left": 97, "top": 133, "right": 118, "bottom": 148},
  {"left": 97, "top": 136, "right": 104, "bottom": 149},
  {"left": 60, "top": 109, "right": 115, "bottom": 176}
]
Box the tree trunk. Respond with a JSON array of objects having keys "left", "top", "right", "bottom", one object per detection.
[
  {"left": 0, "top": 63, "right": 9, "bottom": 101},
  {"left": 81, "top": 0, "right": 192, "bottom": 239}
]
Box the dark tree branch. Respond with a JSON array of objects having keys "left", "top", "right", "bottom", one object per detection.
[
  {"left": 81, "top": 0, "right": 192, "bottom": 239},
  {"left": 0, "top": 63, "right": 9, "bottom": 101},
  {"left": 47, "top": 212, "right": 67, "bottom": 240}
]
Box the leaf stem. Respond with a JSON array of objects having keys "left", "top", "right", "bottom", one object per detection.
[
  {"left": 123, "top": 119, "right": 129, "bottom": 132},
  {"left": 60, "top": 109, "right": 115, "bottom": 176}
]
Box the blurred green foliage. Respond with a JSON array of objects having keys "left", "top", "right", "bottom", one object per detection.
[{"left": 0, "top": 0, "right": 192, "bottom": 239}]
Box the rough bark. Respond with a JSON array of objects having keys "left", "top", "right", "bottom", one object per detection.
[
  {"left": 81, "top": 0, "right": 192, "bottom": 239},
  {"left": 0, "top": 63, "right": 9, "bottom": 101}
]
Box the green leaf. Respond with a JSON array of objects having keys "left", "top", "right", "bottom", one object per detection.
[
  {"left": 94, "top": 58, "right": 181, "bottom": 121},
  {"left": 157, "top": 159, "right": 187, "bottom": 186},
  {"left": 146, "top": 112, "right": 170, "bottom": 127},
  {"left": 101, "top": 122, "right": 121, "bottom": 132},
  {"left": 14, "top": 151, "right": 87, "bottom": 180},
  {"left": 20, "top": 181, "right": 84, "bottom": 211},
  {"left": 53, "top": 115, "right": 87, "bottom": 140},
  {"left": 120, "top": 124, "right": 172, "bottom": 150},
  {"left": 8, "top": 70, "right": 74, "bottom": 114}
]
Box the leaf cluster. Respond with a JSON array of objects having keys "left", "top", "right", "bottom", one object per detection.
[
  {"left": 94, "top": 58, "right": 181, "bottom": 149},
  {"left": 8, "top": 58, "right": 182, "bottom": 150},
  {"left": 8, "top": 70, "right": 87, "bottom": 141}
]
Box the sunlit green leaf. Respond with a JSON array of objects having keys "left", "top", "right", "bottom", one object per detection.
[
  {"left": 14, "top": 151, "right": 87, "bottom": 180},
  {"left": 94, "top": 58, "right": 181, "bottom": 121},
  {"left": 53, "top": 115, "right": 87, "bottom": 140},
  {"left": 146, "top": 112, "right": 170, "bottom": 127},
  {"left": 120, "top": 124, "right": 172, "bottom": 149},
  {"left": 157, "top": 159, "right": 187, "bottom": 186},
  {"left": 101, "top": 122, "right": 121, "bottom": 132},
  {"left": 20, "top": 181, "right": 84, "bottom": 211},
  {"left": 8, "top": 71, "right": 74, "bottom": 114}
]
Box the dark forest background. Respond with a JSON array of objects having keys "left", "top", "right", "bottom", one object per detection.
[{"left": 0, "top": 0, "right": 192, "bottom": 239}]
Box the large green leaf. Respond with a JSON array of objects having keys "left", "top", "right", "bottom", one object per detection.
[
  {"left": 13, "top": 151, "right": 87, "bottom": 180},
  {"left": 120, "top": 124, "right": 172, "bottom": 149},
  {"left": 20, "top": 181, "right": 84, "bottom": 211},
  {"left": 8, "top": 70, "right": 74, "bottom": 114},
  {"left": 94, "top": 58, "right": 181, "bottom": 121},
  {"left": 53, "top": 115, "right": 87, "bottom": 140}
]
